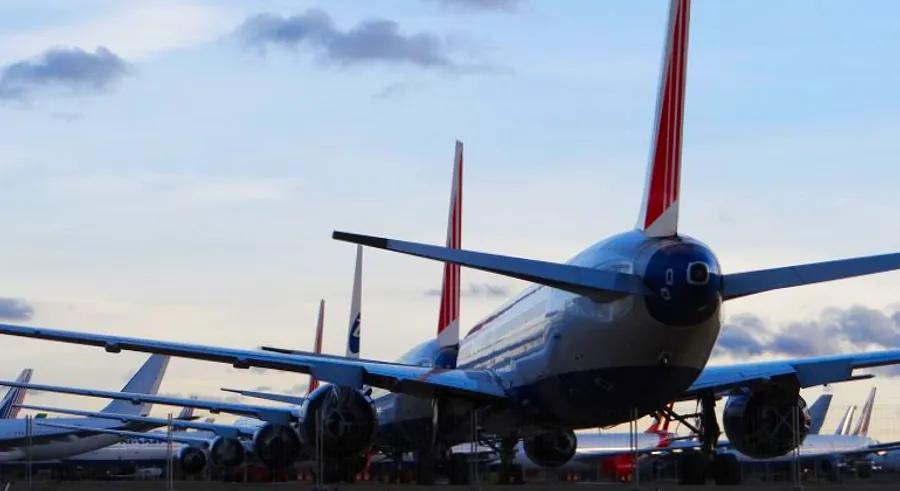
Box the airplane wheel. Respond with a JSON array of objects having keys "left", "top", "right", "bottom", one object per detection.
[
  {"left": 712, "top": 454, "right": 741, "bottom": 485},
  {"left": 856, "top": 462, "right": 873, "bottom": 479},
  {"left": 449, "top": 454, "right": 470, "bottom": 485},
  {"left": 416, "top": 450, "right": 437, "bottom": 485},
  {"left": 678, "top": 453, "right": 708, "bottom": 485}
]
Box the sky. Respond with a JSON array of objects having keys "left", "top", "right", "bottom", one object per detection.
[{"left": 1, "top": 0, "right": 900, "bottom": 440}]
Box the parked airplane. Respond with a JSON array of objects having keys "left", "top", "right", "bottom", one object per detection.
[
  {"left": 3, "top": 0, "right": 900, "bottom": 486},
  {"left": 0, "top": 355, "right": 168, "bottom": 463}
]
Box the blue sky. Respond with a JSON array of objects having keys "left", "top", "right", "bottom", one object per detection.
[{"left": 1, "top": 0, "right": 899, "bottom": 436}]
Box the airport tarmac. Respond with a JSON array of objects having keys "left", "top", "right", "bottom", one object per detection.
[{"left": 6, "top": 481, "right": 900, "bottom": 491}]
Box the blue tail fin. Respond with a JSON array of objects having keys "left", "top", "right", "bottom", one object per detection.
[
  {"left": 100, "top": 355, "right": 169, "bottom": 416},
  {"left": 807, "top": 393, "right": 833, "bottom": 435},
  {"left": 0, "top": 369, "right": 33, "bottom": 419}
]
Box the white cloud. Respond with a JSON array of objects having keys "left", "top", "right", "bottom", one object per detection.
[{"left": 0, "top": 2, "right": 239, "bottom": 65}]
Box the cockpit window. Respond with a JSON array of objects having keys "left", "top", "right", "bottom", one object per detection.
[{"left": 687, "top": 261, "right": 710, "bottom": 285}]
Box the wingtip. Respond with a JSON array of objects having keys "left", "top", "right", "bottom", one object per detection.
[{"left": 333, "top": 231, "right": 388, "bottom": 249}]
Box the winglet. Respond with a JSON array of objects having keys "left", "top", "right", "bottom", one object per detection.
[
  {"left": 638, "top": 0, "right": 690, "bottom": 237},
  {"left": 852, "top": 387, "right": 876, "bottom": 436},
  {"left": 307, "top": 299, "right": 325, "bottom": 395},
  {"left": 438, "top": 140, "right": 463, "bottom": 348},
  {"left": 100, "top": 354, "right": 169, "bottom": 416},
  {"left": 0, "top": 368, "right": 32, "bottom": 419},
  {"left": 346, "top": 246, "right": 362, "bottom": 359}
]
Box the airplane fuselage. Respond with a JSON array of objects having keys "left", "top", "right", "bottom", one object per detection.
[{"left": 376, "top": 230, "right": 722, "bottom": 448}]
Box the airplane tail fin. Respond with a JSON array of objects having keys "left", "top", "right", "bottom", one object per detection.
[
  {"left": 852, "top": 387, "right": 876, "bottom": 436},
  {"left": 100, "top": 354, "right": 169, "bottom": 416},
  {"left": 637, "top": 0, "right": 690, "bottom": 238},
  {"left": 835, "top": 405, "right": 856, "bottom": 435},
  {"left": 0, "top": 369, "right": 32, "bottom": 419},
  {"left": 437, "top": 140, "right": 463, "bottom": 348},
  {"left": 307, "top": 300, "right": 326, "bottom": 395},
  {"left": 346, "top": 247, "right": 362, "bottom": 359},
  {"left": 807, "top": 393, "right": 833, "bottom": 435}
]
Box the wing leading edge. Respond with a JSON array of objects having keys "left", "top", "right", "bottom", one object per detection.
[{"left": 0, "top": 323, "right": 507, "bottom": 402}]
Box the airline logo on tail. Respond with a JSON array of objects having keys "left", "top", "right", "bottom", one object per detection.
[
  {"left": 346, "top": 245, "right": 362, "bottom": 358},
  {"left": 437, "top": 140, "right": 463, "bottom": 348},
  {"left": 307, "top": 300, "right": 325, "bottom": 395},
  {"left": 639, "top": 0, "right": 690, "bottom": 237}
]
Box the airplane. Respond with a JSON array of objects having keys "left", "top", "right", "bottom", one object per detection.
[
  {"left": 0, "top": 369, "right": 33, "bottom": 420},
  {"left": 3, "top": 0, "right": 900, "bottom": 486},
  {"left": 2, "top": 249, "right": 367, "bottom": 480},
  {"left": 0, "top": 355, "right": 168, "bottom": 463}
]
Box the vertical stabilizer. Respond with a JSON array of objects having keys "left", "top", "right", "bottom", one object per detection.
[
  {"left": 346, "top": 246, "right": 362, "bottom": 359},
  {"left": 852, "top": 387, "right": 876, "bottom": 436},
  {"left": 0, "top": 369, "right": 33, "bottom": 419},
  {"left": 835, "top": 405, "right": 856, "bottom": 435},
  {"left": 437, "top": 140, "right": 463, "bottom": 348},
  {"left": 307, "top": 300, "right": 326, "bottom": 395},
  {"left": 174, "top": 401, "right": 195, "bottom": 432},
  {"left": 807, "top": 394, "right": 833, "bottom": 435},
  {"left": 101, "top": 354, "right": 169, "bottom": 416},
  {"left": 638, "top": 0, "right": 690, "bottom": 237}
]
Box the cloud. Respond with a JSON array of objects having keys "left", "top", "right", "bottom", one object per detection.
[
  {"left": 425, "top": 282, "right": 511, "bottom": 298},
  {"left": 0, "top": 46, "right": 127, "bottom": 101},
  {"left": 0, "top": 298, "right": 34, "bottom": 321},
  {"left": 236, "top": 10, "right": 454, "bottom": 68},
  {"left": 715, "top": 305, "right": 900, "bottom": 375}
]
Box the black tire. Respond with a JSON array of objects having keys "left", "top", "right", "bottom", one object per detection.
[
  {"left": 712, "top": 454, "right": 741, "bottom": 485},
  {"left": 856, "top": 462, "right": 873, "bottom": 479},
  {"left": 449, "top": 453, "right": 470, "bottom": 485},
  {"left": 678, "top": 452, "right": 708, "bottom": 485}
]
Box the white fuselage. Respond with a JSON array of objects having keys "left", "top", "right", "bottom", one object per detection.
[{"left": 0, "top": 417, "right": 150, "bottom": 463}]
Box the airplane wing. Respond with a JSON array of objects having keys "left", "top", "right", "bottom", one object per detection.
[
  {"left": 0, "top": 379, "right": 296, "bottom": 425},
  {"left": 17, "top": 404, "right": 253, "bottom": 439},
  {"left": 220, "top": 387, "right": 305, "bottom": 405},
  {"left": 0, "top": 323, "right": 508, "bottom": 402},
  {"left": 36, "top": 421, "right": 211, "bottom": 448},
  {"left": 685, "top": 351, "right": 898, "bottom": 397}
]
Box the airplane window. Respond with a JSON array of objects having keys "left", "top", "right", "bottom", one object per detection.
[{"left": 687, "top": 261, "right": 710, "bottom": 285}]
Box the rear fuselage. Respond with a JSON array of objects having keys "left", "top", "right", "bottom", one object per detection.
[{"left": 375, "top": 230, "right": 722, "bottom": 448}]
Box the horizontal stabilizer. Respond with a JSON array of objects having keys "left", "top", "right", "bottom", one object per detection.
[
  {"left": 220, "top": 387, "right": 305, "bottom": 405},
  {"left": 17, "top": 404, "right": 249, "bottom": 438},
  {"left": 333, "top": 232, "right": 649, "bottom": 301},
  {"left": 723, "top": 252, "right": 900, "bottom": 300},
  {"left": 37, "top": 421, "right": 210, "bottom": 447}
]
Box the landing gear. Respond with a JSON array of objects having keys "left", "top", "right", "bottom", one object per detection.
[
  {"left": 668, "top": 394, "right": 742, "bottom": 485},
  {"left": 497, "top": 438, "right": 524, "bottom": 485}
]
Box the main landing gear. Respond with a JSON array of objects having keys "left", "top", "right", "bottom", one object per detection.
[{"left": 663, "top": 395, "right": 741, "bottom": 485}]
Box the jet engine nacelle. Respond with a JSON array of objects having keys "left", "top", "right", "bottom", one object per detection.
[
  {"left": 176, "top": 446, "right": 207, "bottom": 475},
  {"left": 723, "top": 386, "right": 811, "bottom": 459},
  {"left": 523, "top": 429, "right": 577, "bottom": 468},
  {"left": 209, "top": 436, "right": 246, "bottom": 468},
  {"left": 253, "top": 423, "right": 302, "bottom": 467},
  {"left": 301, "top": 384, "right": 376, "bottom": 459}
]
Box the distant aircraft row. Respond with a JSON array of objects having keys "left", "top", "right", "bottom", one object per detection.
[{"left": 1, "top": 0, "right": 900, "bottom": 485}]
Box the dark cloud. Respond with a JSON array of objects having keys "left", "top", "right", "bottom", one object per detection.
[
  {"left": 715, "top": 305, "right": 900, "bottom": 375},
  {"left": 236, "top": 10, "right": 453, "bottom": 68},
  {"left": 425, "top": 282, "right": 511, "bottom": 298},
  {"left": 0, "top": 47, "right": 128, "bottom": 101},
  {"left": 0, "top": 298, "right": 33, "bottom": 321},
  {"left": 430, "top": 0, "right": 523, "bottom": 10}
]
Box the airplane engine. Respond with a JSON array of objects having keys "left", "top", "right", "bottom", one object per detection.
[
  {"left": 523, "top": 429, "right": 577, "bottom": 467},
  {"left": 301, "top": 384, "right": 376, "bottom": 459},
  {"left": 176, "top": 446, "right": 207, "bottom": 475},
  {"left": 253, "top": 423, "right": 302, "bottom": 467},
  {"left": 723, "top": 386, "right": 810, "bottom": 459},
  {"left": 209, "top": 436, "right": 246, "bottom": 468}
]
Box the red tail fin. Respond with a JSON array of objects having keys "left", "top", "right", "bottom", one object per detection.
[
  {"left": 437, "top": 141, "right": 463, "bottom": 348},
  {"left": 638, "top": 0, "right": 690, "bottom": 237},
  {"left": 307, "top": 300, "right": 325, "bottom": 395}
]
